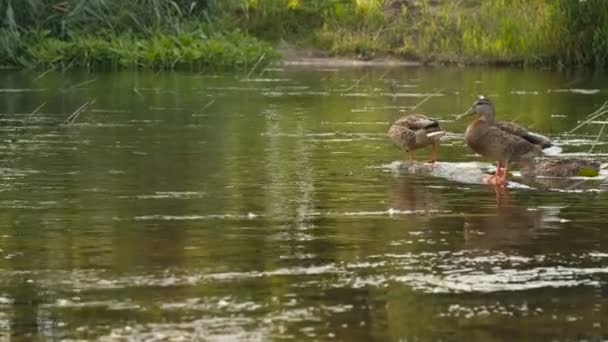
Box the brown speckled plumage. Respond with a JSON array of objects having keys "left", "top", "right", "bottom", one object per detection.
[
  {"left": 464, "top": 120, "right": 543, "bottom": 164},
  {"left": 460, "top": 97, "right": 560, "bottom": 185},
  {"left": 532, "top": 158, "right": 600, "bottom": 178},
  {"left": 387, "top": 114, "right": 443, "bottom": 162}
]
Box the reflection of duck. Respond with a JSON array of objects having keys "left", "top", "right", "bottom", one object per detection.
[
  {"left": 388, "top": 113, "right": 445, "bottom": 163},
  {"left": 389, "top": 175, "right": 441, "bottom": 214},
  {"left": 463, "top": 190, "right": 547, "bottom": 250},
  {"left": 458, "top": 97, "right": 561, "bottom": 186}
]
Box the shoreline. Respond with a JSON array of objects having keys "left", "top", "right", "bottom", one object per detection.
[{"left": 276, "top": 48, "right": 533, "bottom": 69}]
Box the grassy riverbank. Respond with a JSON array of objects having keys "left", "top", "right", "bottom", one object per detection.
[
  {"left": 1, "top": 0, "right": 608, "bottom": 70},
  {"left": 0, "top": 1, "right": 276, "bottom": 71},
  {"left": 1, "top": 29, "right": 275, "bottom": 71}
]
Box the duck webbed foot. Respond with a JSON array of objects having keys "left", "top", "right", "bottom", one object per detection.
[{"left": 484, "top": 174, "right": 508, "bottom": 187}]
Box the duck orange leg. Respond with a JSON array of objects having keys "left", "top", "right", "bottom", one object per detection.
[
  {"left": 427, "top": 144, "right": 437, "bottom": 163},
  {"left": 495, "top": 161, "right": 502, "bottom": 178},
  {"left": 487, "top": 161, "right": 502, "bottom": 184},
  {"left": 406, "top": 151, "right": 414, "bottom": 162},
  {"left": 486, "top": 161, "right": 508, "bottom": 186},
  {"left": 501, "top": 163, "right": 510, "bottom": 184}
]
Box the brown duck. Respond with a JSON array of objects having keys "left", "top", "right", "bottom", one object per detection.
[
  {"left": 388, "top": 113, "right": 445, "bottom": 163},
  {"left": 458, "top": 97, "right": 562, "bottom": 186},
  {"left": 523, "top": 158, "right": 600, "bottom": 178}
]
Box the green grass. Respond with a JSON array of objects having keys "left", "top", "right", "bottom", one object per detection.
[
  {"left": 287, "top": 0, "right": 608, "bottom": 68},
  {"left": 0, "top": 28, "right": 276, "bottom": 71},
  {"left": 0, "top": 0, "right": 276, "bottom": 70},
  {"left": 314, "top": 0, "right": 558, "bottom": 64},
  {"left": 3, "top": 0, "right": 608, "bottom": 70}
]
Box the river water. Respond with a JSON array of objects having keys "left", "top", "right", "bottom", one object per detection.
[{"left": 0, "top": 66, "right": 606, "bottom": 340}]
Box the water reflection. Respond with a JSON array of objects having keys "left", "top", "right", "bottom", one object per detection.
[
  {"left": 389, "top": 175, "right": 444, "bottom": 214},
  {"left": 462, "top": 189, "right": 543, "bottom": 250}
]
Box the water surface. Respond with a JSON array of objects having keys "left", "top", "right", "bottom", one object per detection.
[{"left": 0, "top": 66, "right": 606, "bottom": 340}]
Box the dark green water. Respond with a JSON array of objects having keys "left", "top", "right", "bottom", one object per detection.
[{"left": 0, "top": 66, "right": 606, "bottom": 341}]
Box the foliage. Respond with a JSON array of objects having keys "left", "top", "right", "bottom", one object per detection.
[
  {"left": 3, "top": 0, "right": 608, "bottom": 69},
  {"left": 0, "top": 28, "right": 275, "bottom": 70},
  {"left": 0, "top": 0, "right": 215, "bottom": 36},
  {"left": 552, "top": 0, "right": 608, "bottom": 68},
  {"left": 0, "top": 0, "right": 275, "bottom": 70},
  {"left": 287, "top": 0, "right": 608, "bottom": 68}
]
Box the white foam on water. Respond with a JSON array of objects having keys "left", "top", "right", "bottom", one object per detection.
[
  {"left": 0, "top": 88, "right": 46, "bottom": 93},
  {"left": 135, "top": 191, "right": 206, "bottom": 200},
  {"left": 240, "top": 78, "right": 291, "bottom": 82},
  {"left": 554, "top": 138, "right": 608, "bottom": 146},
  {"left": 561, "top": 152, "right": 608, "bottom": 157},
  {"left": 511, "top": 90, "right": 539, "bottom": 95},
  {"left": 342, "top": 93, "right": 371, "bottom": 97},
  {"left": 394, "top": 266, "right": 608, "bottom": 293},
  {"left": 134, "top": 213, "right": 260, "bottom": 221},
  {"left": 381, "top": 92, "right": 445, "bottom": 98},
  {"left": 548, "top": 88, "right": 600, "bottom": 95},
  {"left": 340, "top": 208, "right": 448, "bottom": 217}
]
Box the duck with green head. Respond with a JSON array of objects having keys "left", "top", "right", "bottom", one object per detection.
[{"left": 458, "top": 97, "right": 562, "bottom": 186}]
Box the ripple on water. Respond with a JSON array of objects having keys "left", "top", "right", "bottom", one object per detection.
[
  {"left": 548, "top": 88, "right": 600, "bottom": 95},
  {"left": 132, "top": 191, "right": 207, "bottom": 200},
  {"left": 393, "top": 267, "right": 605, "bottom": 293},
  {"left": 133, "top": 213, "right": 258, "bottom": 221},
  {"left": 438, "top": 303, "right": 542, "bottom": 319},
  {"left": 2, "top": 251, "right": 603, "bottom": 295},
  {"left": 98, "top": 317, "right": 267, "bottom": 342},
  {"left": 240, "top": 78, "right": 291, "bottom": 83}
]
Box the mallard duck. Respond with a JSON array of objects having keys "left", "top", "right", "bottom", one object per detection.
[
  {"left": 388, "top": 113, "right": 445, "bottom": 163},
  {"left": 458, "top": 97, "right": 562, "bottom": 186},
  {"left": 521, "top": 158, "right": 600, "bottom": 178}
]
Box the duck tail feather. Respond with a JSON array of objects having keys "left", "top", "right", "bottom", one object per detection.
[
  {"left": 426, "top": 131, "right": 445, "bottom": 139},
  {"left": 542, "top": 145, "right": 563, "bottom": 156}
]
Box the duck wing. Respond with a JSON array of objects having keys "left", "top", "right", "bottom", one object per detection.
[
  {"left": 468, "top": 124, "right": 541, "bottom": 162},
  {"left": 394, "top": 114, "right": 441, "bottom": 131},
  {"left": 387, "top": 123, "right": 416, "bottom": 149},
  {"left": 495, "top": 121, "right": 553, "bottom": 148}
]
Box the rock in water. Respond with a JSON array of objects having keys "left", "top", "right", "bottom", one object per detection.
[{"left": 392, "top": 161, "right": 523, "bottom": 186}]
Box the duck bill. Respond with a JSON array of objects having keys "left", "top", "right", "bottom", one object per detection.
[{"left": 456, "top": 107, "right": 475, "bottom": 120}]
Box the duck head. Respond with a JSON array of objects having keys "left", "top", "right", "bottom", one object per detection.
[{"left": 458, "top": 97, "right": 496, "bottom": 123}]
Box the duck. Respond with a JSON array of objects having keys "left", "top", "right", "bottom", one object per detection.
[
  {"left": 522, "top": 158, "right": 600, "bottom": 178},
  {"left": 387, "top": 113, "right": 445, "bottom": 163},
  {"left": 458, "top": 97, "right": 562, "bottom": 186}
]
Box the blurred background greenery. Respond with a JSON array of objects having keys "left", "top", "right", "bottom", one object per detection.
[{"left": 1, "top": 0, "right": 608, "bottom": 70}]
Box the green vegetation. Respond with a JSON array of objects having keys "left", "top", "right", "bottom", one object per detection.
[
  {"left": 2, "top": 29, "right": 274, "bottom": 70},
  {"left": 0, "top": 0, "right": 276, "bottom": 70},
  {"left": 309, "top": 0, "right": 608, "bottom": 67},
  {"left": 2, "top": 0, "right": 608, "bottom": 70}
]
